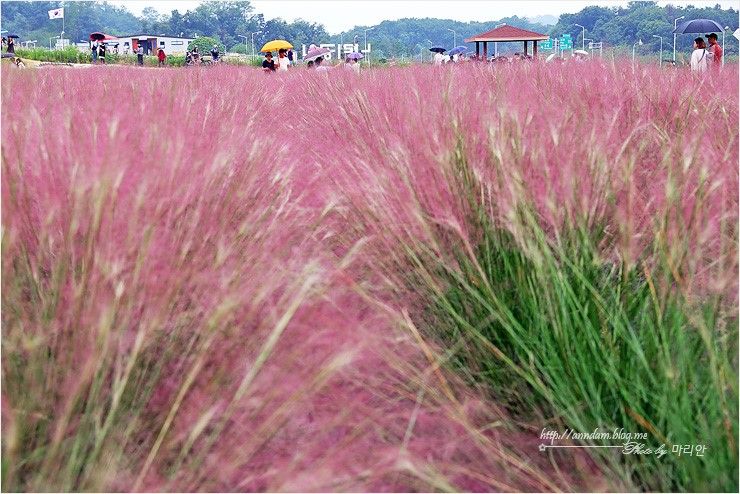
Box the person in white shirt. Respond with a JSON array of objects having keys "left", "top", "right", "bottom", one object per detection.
[
  {"left": 433, "top": 52, "right": 445, "bottom": 65},
  {"left": 690, "top": 37, "right": 708, "bottom": 73},
  {"left": 344, "top": 57, "right": 361, "bottom": 73},
  {"left": 277, "top": 48, "right": 290, "bottom": 71}
]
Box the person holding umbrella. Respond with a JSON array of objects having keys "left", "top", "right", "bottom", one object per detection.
[
  {"left": 277, "top": 48, "right": 290, "bottom": 71},
  {"left": 706, "top": 33, "right": 722, "bottom": 69},
  {"left": 6, "top": 36, "right": 14, "bottom": 54}
]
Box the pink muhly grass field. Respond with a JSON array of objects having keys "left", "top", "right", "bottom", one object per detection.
[{"left": 2, "top": 61, "right": 737, "bottom": 492}]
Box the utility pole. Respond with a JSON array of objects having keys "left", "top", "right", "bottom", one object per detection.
[{"left": 673, "top": 15, "right": 684, "bottom": 63}]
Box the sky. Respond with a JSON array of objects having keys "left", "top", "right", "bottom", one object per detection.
[{"left": 110, "top": 0, "right": 740, "bottom": 34}]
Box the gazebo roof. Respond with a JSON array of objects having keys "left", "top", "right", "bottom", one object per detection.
[{"left": 465, "top": 25, "right": 549, "bottom": 43}]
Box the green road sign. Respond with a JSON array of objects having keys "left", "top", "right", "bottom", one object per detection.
[{"left": 540, "top": 38, "right": 554, "bottom": 50}]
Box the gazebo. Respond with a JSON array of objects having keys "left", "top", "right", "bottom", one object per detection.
[{"left": 465, "top": 25, "right": 549, "bottom": 59}]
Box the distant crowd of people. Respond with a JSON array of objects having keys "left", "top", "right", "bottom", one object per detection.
[{"left": 262, "top": 46, "right": 361, "bottom": 73}]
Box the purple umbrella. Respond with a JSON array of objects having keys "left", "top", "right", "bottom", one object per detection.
[
  {"left": 304, "top": 46, "right": 331, "bottom": 62},
  {"left": 346, "top": 52, "right": 364, "bottom": 60}
]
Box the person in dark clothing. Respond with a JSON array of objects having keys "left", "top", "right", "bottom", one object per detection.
[
  {"left": 7, "top": 37, "right": 15, "bottom": 53},
  {"left": 137, "top": 45, "right": 144, "bottom": 65},
  {"left": 287, "top": 48, "right": 294, "bottom": 66},
  {"left": 210, "top": 44, "right": 220, "bottom": 61},
  {"left": 262, "top": 52, "right": 276, "bottom": 72},
  {"left": 98, "top": 43, "right": 106, "bottom": 64}
]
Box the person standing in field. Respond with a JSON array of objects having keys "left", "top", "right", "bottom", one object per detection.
[
  {"left": 690, "top": 37, "right": 708, "bottom": 73},
  {"left": 262, "top": 52, "right": 276, "bottom": 72},
  {"left": 6, "top": 37, "right": 15, "bottom": 54},
  {"left": 98, "top": 42, "right": 106, "bottom": 64},
  {"left": 137, "top": 45, "right": 144, "bottom": 66},
  {"left": 706, "top": 33, "right": 722, "bottom": 69},
  {"left": 287, "top": 48, "right": 294, "bottom": 66},
  {"left": 157, "top": 47, "right": 166, "bottom": 67},
  {"left": 91, "top": 41, "right": 98, "bottom": 64},
  {"left": 277, "top": 48, "right": 290, "bottom": 71},
  {"left": 210, "top": 44, "right": 220, "bottom": 62}
]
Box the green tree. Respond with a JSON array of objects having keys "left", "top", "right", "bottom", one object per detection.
[{"left": 188, "top": 36, "right": 221, "bottom": 55}]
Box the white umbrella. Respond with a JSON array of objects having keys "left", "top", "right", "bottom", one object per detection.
[
  {"left": 546, "top": 53, "right": 557, "bottom": 62},
  {"left": 574, "top": 49, "right": 589, "bottom": 56}
]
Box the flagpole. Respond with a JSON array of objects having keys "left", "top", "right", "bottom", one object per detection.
[{"left": 62, "top": 2, "right": 64, "bottom": 45}]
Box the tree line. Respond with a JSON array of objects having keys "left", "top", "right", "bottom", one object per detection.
[{"left": 1, "top": 0, "right": 736, "bottom": 60}]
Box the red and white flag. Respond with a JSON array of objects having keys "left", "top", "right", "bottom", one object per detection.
[{"left": 48, "top": 8, "right": 64, "bottom": 19}]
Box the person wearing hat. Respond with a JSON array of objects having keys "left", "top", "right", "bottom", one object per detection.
[
  {"left": 706, "top": 32, "right": 722, "bottom": 69},
  {"left": 262, "top": 52, "right": 276, "bottom": 72}
]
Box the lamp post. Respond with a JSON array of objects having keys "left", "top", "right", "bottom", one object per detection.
[
  {"left": 250, "top": 30, "right": 261, "bottom": 61},
  {"left": 427, "top": 39, "right": 432, "bottom": 63},
  {"left": 364, "top": 27, "right": 373, "bottom": 52},
  {"left": 632, "top": 39, "right": 643, "bottom": 65},
  {"left": 673, "top": 15, "right": 684, "bottom": 63},
  {"left": 447, "top": 28, "right": 456, "bottom": 48},
  {"left": 575, "top": 23, "right": 586, "bottom": 50},
  {"left": 722, "top": 26, "right": 730, "bottom": 68},
  {"left": 652, "top": 34, "right": 663, "bottom": 67},
  {"left": 494, "top": 22, "right": 506, "bottom": 57},
  {"left": 237, "top": 34, "right": 248, "bottom": 58}
]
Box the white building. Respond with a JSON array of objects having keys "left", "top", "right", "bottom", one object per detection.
[{"left": 114, "top": 34, "right": 195, "bottom": 56}]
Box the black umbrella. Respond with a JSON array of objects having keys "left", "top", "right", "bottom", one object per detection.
[
  {"left": 673, "top": 19, "right": 724, "bottom": 34},
  {"left": 429, "top": 45, "right": 447, "bottom": 53},
  {"left": 1, "top": 52, "right": 16, "bottom": 58},
  {"left": 90, "top": 32, "right": 105, "bottom": 41},
  {"left": 6, "top": 33, "right": 20, "bottom": 39}
]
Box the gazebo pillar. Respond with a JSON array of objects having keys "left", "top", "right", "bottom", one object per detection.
[
  {"left": 534, "top": 41, "right": 538, "bottom": 58},
  {"left": 476, "top": 41, "right": 479, "bottom": 58},
  {"left": 483, "top": 41, "right": 488, "bottom": 60},
  {"left": 524, "top": 40, "right": 528, "bottom": 56}
]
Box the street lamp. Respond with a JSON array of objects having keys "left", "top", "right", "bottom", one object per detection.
[
  {"left": 364, "top": 27, "right": 373, "bottom": 52},
  {"left": 575, "top": 23, "right": 586, "bottom": 50},
  {"left": 364, "top": 27, "right": 373, "bottom": 62},
  {"left": 652, "top": 34, "right": 663, "bottom": 67},
  {"left": 49, "top": 35, "right": 59, "bottom": 50},
  {"left": 673, "top": 15, "right": 684, "bottom": 63},
  {"left": 584, "top": 37, "right": 593, "bottom": 57},
  {"left": 237, "top": 34, "right": 248, "bottom": 58},
  {"left": 250, "top": 30, "right": 261, "bottom": 60},
  {"left": 632, "top": 39, "right": 643, "bottom": 65},
  {"left": 723, "top": 26, "right": 730, "bottom": 68},
  {"left": 447, "top": 28, "right": 456, "bottom": 48},
  {"left": 494, "top": 22, "right": 506, "bottom": 56}
]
